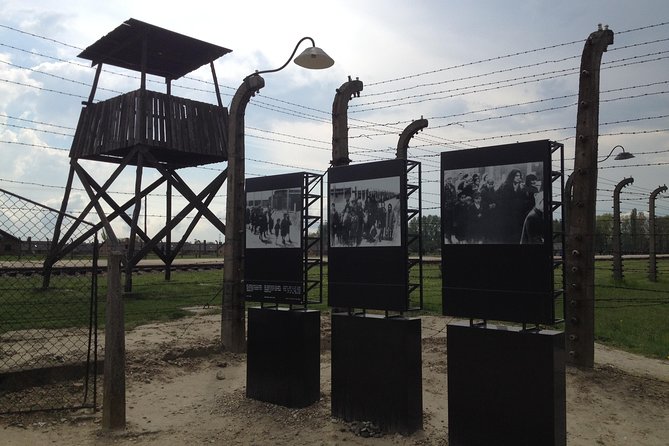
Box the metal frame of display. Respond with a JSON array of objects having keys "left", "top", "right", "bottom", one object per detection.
[
  {"left": 466, "top": 141, "right": 566, "bottom": 330},
  {"left": 245, "top": 171, "right": 323, "bottom": 308},
  {"left": 246, "top": 174, "right": 322, "bottom": 409},
  {"left": 302, "top": 172, "right": 324, "bottom": 307},
  {"left": 446, "top": 141, "right": 567, "bottom": 446},
  {"left": 441, "top": 139, "right": 563, "bottom": 326},
  {"left": 327, "top": 158, "right": 422, "bottom": 316},
  {"left": 550, "top": 141, "right": 566, "bottom": 329},
  {"left": 406, "top": 160, "right": 423, "bottom": 312}
]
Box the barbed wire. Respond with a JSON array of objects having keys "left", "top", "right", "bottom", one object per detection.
[
  {"left": 1, "top": 20, "right": 667, "bottom": 214},
  {"left": 363, "top": 21, "right": 669, "bottom": 88},
  {"left": 2, "top": 28, "right": 667, "bottom": 151},
  {"left": 350, "top": 52, "right": 669, "bottom": 113}
]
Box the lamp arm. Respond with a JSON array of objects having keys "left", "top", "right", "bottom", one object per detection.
[{"left": 245, "top": 37, "right": 316, "bottom": 80}]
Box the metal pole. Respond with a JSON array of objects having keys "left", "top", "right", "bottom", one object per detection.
[
  {"left": 564, "top": 26, "right": 613, "bottom": 368},
  {"left": 612, "top": 177, "right": 633, "bottom": 281},
  {"left": 222, "top": 74, "right": 265, "bottom": 353},
  {"left": 649, "top": 185, "right": 668, "bottom": 281}
]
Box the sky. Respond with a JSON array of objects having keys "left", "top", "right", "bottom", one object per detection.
[{"left": 1, "top": 0, "right": 668, "bottom": 243}]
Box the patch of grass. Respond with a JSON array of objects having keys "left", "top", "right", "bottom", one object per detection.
[
  {"left": 97, "top": 269, "right": 223, "bottom": 330},
  {"left": 593, "top": 259, "right": 669, "bottom": 359},
  {"left": 3, "top": 258, "right": 667, "bottom": 359},
  {"left": 414, "top": 259, "right": 669, "bottom": 359},
  {"left": 0, "top": 274, "right": 93, "bottom": 332}
]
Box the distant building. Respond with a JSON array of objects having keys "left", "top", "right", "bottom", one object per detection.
[
  {"left": 0, "top": 229, "right": 21, "bottom": 255},
  {"left": 99, "top": 238, "right": 135, "bottom": 257}
]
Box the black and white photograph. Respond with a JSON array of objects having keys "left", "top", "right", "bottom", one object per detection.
[
  {"left": 442, "top": 161, "right": 545, "bottom": 245},
  {"left": 329, "top": 176, "right": 402, "bottom": 248},
  {"left": 245, "top": 188, "right": 302, "bottom": 249}
]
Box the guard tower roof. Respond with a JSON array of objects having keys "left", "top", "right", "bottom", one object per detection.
[{"left": 78, "top": 18, "right": 232, "bottom": 80}]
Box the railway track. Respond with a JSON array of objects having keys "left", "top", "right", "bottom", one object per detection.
[
  {"left": 0, "top": 261, "right": 224, "bottom": 277},
  {"left": 1, "top": 254, "right": 665, "bottom": 278}
]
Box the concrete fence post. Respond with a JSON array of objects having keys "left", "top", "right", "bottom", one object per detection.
[{"left": 102, "top": 250, "right": 126, "bottom": 430}]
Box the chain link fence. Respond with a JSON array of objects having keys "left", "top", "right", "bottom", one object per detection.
[{"left": 0, "top": 188, "right": 98, "bottom": 413}]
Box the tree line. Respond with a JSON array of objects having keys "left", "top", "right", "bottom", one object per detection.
[
  {"left": 406, "top": 212, "right": 669, "bottom": 255},
  {"left": 590, "top": 210, "right": 669, "bottom": 255},
  {"left": 316, "top": 212, "right": 669, "bottom": 255}
]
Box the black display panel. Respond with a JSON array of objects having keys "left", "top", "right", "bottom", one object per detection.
[
  {"left": 441, "top": 140, "right": 554, "bottom": 324},
  {"left": 245, "top": 172, "right": 304, "bottom": 304},
  {"left": 328, "top": 159, "right": 408, "bottom": 311}
]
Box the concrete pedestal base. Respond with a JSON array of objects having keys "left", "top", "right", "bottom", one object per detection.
[
  {"left": 447, "top": 321, "right": 566, "bottom": 446},
  {"left": 331, "top": 313, "right": 422, "bottom": 434},
  {"left": 246, "top": 307, "right": 320, "bottom": 408}
]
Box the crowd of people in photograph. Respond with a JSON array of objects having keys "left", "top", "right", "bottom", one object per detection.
[
  {"left": 330, "top": 194, "right": 397, "bottom": 247},
  {"left": 443, "top": 168, "right": 545, "bottom": 244},
  {"left": 246, "top": 205, "right": 295, "bottom": 246}
]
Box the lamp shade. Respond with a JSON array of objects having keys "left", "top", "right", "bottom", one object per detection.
[
  {"left": 294, "top": 46, "right": 334, "bottom": 69},
  {"left": 614, "top": 151, "right": 635, "bottom": 161},
  {"left": 600, "top": 145, "right": 635, "bottom": 163}
]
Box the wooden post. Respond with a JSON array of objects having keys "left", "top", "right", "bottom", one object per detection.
[
  {"left": 564, "top": 26, "right": 613, "bottom": 368},
  {"left": 210, "top": 61, "right": 224, "bottom": 108},
  {"left": 85, "top": 63, "right": 103, "bottom": 106},
  {"left": 43, "top": 163, "right": 77, "bottom": 288},
  {"left": 125, "top": 152, "right": 144, "bottom": 292},
  {"left": 102, "top": 250, "right": 126, "bottom": 430},
  {"left": 165, "top": 180, "right": 172, "bottom": 281}
]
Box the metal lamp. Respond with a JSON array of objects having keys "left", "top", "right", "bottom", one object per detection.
[
  {"left": 600, "top": 144, "right": 635, "bottom": 162},
  {"left": 246, "top": 37, "right": 334, "bottom": 79}
]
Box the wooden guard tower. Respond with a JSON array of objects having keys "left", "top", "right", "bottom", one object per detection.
[{"left": 44, "top": 18, "right": 232, "bottom": 290}]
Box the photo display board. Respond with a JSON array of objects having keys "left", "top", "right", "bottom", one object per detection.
[
  {"left": 441, "top": 140, "right": 555, "bottom": 324},
  {"left": 245, "top": 172, "right": 304, "bottom": 304},
  {"left": 328, "top": 159, "right": 408, "bottom": 311}
]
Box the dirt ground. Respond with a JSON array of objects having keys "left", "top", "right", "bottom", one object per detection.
[{"left": 1, "top": 311, "right": 668, "bottom": 445}]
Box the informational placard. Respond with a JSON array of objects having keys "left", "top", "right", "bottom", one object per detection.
[
  {"left": 441, "top": 140, "right": 555, "bottom": 324},
  {"left": 328, "top": 159, "right": 408, "bottom": 311},
  {"left": 245, "top": 172, "right": 304, "bottom": 304}
]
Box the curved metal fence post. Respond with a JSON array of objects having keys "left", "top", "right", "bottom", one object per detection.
[
  {"left": 222, "top": 74, "right": 265, "bottom": 353},
  {"left": 612, "top": 177, "right": 634, "bottom": 281},
  {"left": 649, "top": 185, "right": 668, "bottom": 281}
]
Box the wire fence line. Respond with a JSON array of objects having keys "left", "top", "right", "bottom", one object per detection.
[
  {"left": 1, "top": 184, "right": 667, "bottom": 415},
  {"left": 0, "top": 189, "right": 99, "bottom": 414}
]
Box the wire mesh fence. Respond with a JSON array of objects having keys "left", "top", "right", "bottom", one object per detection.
[{"left": 0, "top": 188, "right": 98, "bottom": 414}]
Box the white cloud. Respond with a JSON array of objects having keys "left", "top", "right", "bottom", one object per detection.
[{"left": 0, "top": 0, "right": 668, "bottom": 245}]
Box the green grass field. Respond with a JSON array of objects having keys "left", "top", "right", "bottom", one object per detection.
[
  {"left": 591, "top": 259, "right": 669, "bottom": 359},
  {"left": 2, "top": 259, "right": 667, "bottom": 359}
]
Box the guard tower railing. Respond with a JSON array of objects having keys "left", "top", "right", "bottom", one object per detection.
[{"left": 70, "top": 90, "right": 228, "bottom": 167}]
